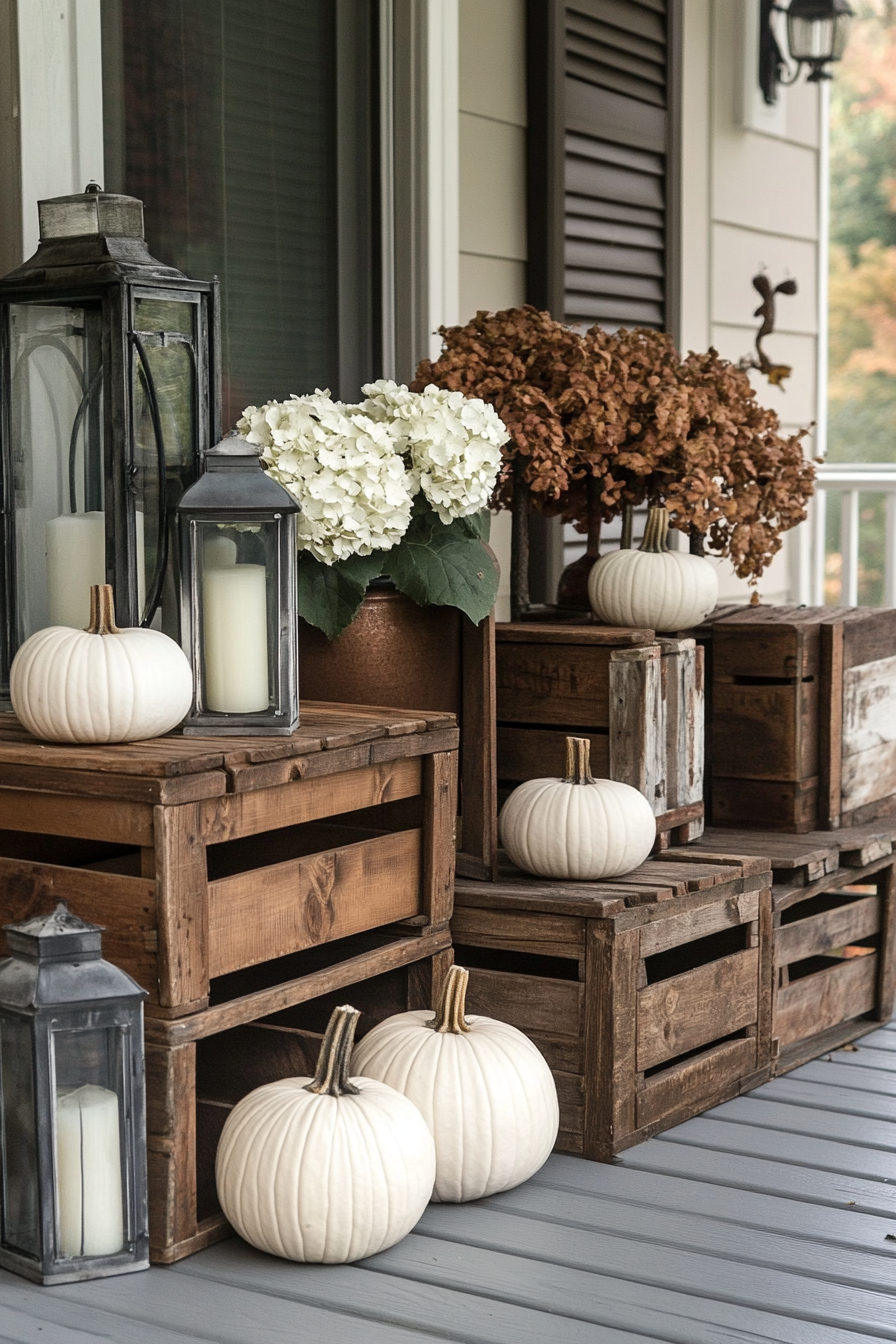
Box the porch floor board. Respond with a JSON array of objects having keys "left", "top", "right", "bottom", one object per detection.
[{"left": 3, "top": 1029, "right": 896, "bottom": 1343}]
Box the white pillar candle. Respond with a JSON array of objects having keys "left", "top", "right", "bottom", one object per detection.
[
  {"left": 55, "top": 1085, "right": 124, "bottom": 1258},
  {"left": 46, "top": 512, "right": 147, "bottom": 628},
  {"left": 203, "top": 533, "right": 238, "bottom": 568},
  {"left": 202, "top": 564, "right": 269, "bottom": 713}
]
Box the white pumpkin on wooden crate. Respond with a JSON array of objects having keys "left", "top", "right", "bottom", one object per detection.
[
  {"left": 499, "top": 736, "right": 656, "bottom": 880},
  {"left": 588, "top": 505, "right": 718, "bottom": 632},
  {"left": 10, "top": 584, "right": 192, "bottom": 743},
  {"left": 215, "top": 1005, "right": 436, "bottom": 1263},
  {"left": 352, "top": 964, "right": 559, "bottom": 1203}
]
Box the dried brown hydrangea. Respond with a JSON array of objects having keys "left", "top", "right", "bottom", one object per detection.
[{"left": 414, "top": 308, "right": 814, "bottom": 582}]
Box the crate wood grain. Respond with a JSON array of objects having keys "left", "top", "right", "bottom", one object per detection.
[
  {"left": 452, "top": 852, "right": 771, "bottom": 1160},
  {"left": 145, "top": 932, "right": 454, "bottom": 1263},
  {"left": 0, "top": 705, "right": 459, "bottom": 1018},
  {"left": 676, "top": 826, "right": 896, "bottom": 1073},
  {"left": 710, "top": 605, "right": 896, "bottom": 831},
  {"left": 495, "top": 623, "right": 705, "bottom": 849}
]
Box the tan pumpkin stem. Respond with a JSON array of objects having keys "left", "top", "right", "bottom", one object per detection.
[
  {"left": 427, "top": 964, "right": 471, "bottom": 1034},
  {"left": 305, "top": 1005, "right": 361, "bottom": 1096},
  {"left": 565, "top": 735, "right": 594, "bottom": 784},
  {"left": 87, "top": 585, "right": 120, "bottom": 636},
  {"left": 640, "top": 506, "right": 670, "bottom": 555}
]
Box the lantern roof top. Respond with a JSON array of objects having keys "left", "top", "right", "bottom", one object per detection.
[
  {"left": 0, "top": 900, "right": 147, "bottom": 1009},
  {"left": 3, "top": 900, "right": 103, "bottom": 961},
  {"left": 178, "top": 433, "right": 301, "bottom": 515}
]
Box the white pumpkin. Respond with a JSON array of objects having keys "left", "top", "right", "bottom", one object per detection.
[
  {"left": 10, "top": 585, "right": 192, "bottom": 744},
  {"left": 352, "top": 965, "right": 559, "bottom": 1203},
  {"left": 588, "top": 505, "right": 718, "bottom": 631},
  {"left": 215, "top": 1005, "right": 436, "bottom": 1263},
  {"left": 499, "top": 736, "right": 656, "bottom": 880}
]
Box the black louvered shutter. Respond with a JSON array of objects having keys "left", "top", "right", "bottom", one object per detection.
[{"left": 528, "top": 0, "right": 672, "bottom": 332}]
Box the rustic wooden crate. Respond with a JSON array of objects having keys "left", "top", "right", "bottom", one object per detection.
[
  {"left": 495, "top": 623, "right": 705, "bottom": 848},
  {"left": 452, "top": 852, "right": 771, "bottom": 1160},
  {"left": 681, "top": 824, "right": 896, "bottom": 1071},
  {"left": 145, "top": 933, "right": 454, "bottom": 1262},
  {"left": 709, "top": 605, "right": 896, "bottom": 832},
  {"left": 0, "top": 704, "right": 459, "bottom": 1016}
]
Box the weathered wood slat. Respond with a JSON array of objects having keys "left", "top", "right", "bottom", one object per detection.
[
  {"left": 636, "top": 889, "right": 759, "bottom": 957},
  {"left": 465, "top": 965, "right": 582, "bottom": 1037},
  {"left": 637, "top": 949, "right": 760, "bottom": 1072},
  {"left": 496, "top": 725, "right": 610, "bottom": 783},
  {"left": 775, "top": 895, "right": 881, "bottom": 967},
  {"left": 636, "top": 1037, "right": 757, "bottom": 1131},
  {"left": 608, "top": 644, "right": 665, "bottom": 814},
  {"left": 207, "top": 830, "right": 422, "bottom": 977},
  {"left": 775, "top": 954, "right": 879, "bottom": 1048}
]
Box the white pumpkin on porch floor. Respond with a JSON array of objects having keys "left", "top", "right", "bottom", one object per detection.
[{"left": 352, "top": 964, "right": 559, "bottom": 1203}]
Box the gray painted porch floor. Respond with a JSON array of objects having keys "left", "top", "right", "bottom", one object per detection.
[{"left": 3, "top": 1028, "right": 896, "bottom": 1343}]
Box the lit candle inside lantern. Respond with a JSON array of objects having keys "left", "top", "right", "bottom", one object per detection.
[
  {"left": 55, "top": 1085, "right": 124, "bottom": 1258},
  {"left": 202, "top": 563, "right": 269, "bottom": 712},
  {"left": 46, "top": 512, "right": 146, "bottom": 628}
]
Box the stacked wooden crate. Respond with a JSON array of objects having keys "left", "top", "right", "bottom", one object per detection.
[
  {"left": 683, "top": 824, "right": 896, "bottom": 1072},
  {"left": 452, "top": 851, "right": 772, "bottom": 1159},
  {"left": 709, "top": 606, "right": 896, "bottom": 832},
  {"left": 0, "top": 705, "right": 459, "bottom": 1262},
  {"left": 496, "top": 623, "right": 704, "bottom": 847}
]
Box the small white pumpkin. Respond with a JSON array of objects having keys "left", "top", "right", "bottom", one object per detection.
[
  {"left": 215, "top": 1005, "right": 436, "bottom": 1263},
  {"left": 10, "top": 584, "right": 192, "bottom": 744},
  {"left": 499, "top": 736, "right": 656, "bottom": 880},
  {"left": 352, "top": 965, "right": 559, "bottom": 1203},
  {"left": 588, "top": 505, "right": 718, "bottom": 631}
]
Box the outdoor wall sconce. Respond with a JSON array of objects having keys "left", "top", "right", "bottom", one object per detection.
[
  {"left": 0, "top": 184, "right": 220, "bottom": 699},
  {"left": 760, "top": 0, "right": 853, "bottom": 105},
  {"left": 177, "top": 432, "right": 300, "bottom": 736},
  {"left": 0, "top": 902, "right": 149, "bottom": 1284}
]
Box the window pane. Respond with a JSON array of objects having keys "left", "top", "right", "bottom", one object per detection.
[{"left": 102, "top": 0, "right": 366, "bottom": 429}]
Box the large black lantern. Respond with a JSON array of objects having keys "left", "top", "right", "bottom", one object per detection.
[
  {"left": 0, "top": 183, "right": 220, "bottom": 697},
  {"left": 0, "top": 902, "right": 149, "bottom": 1284},
  {"left": 178, "top": 433, "right": 300, "bottom": 735},
  {"left": 760, "top": 0, "right": 854, "bottom": 104}
]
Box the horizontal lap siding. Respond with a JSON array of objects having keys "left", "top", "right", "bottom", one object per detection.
[{"left": 563, "top": 0, "right": 667, "bottom": 330}]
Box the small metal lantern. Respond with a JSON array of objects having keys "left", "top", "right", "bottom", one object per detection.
[
  {"left": 0, "top": 183, "right": 220, "bottom": 697},
  {"left": 0, "top": 902, "right": 149, "bottom": 1284},
  {"left": 178, "top": 432, "right": 300, "bottom": 735}
]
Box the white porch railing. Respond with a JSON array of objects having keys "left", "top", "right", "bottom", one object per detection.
[{"left": 810, "top": 462, "right": 896, "bottom": 607}]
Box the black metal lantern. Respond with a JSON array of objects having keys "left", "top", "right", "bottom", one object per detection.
[
  {"left": 0, "top": 902, "right": 149, "bottom": 1284},
  {"left": 178, "top": 432, "right": 299, "bottom": 735},
  {"left": 759, "top": 0, "right": 854, "bottom": 104},
  {"left": 0, "top": 183, "right": 220, "bottom": 697}
]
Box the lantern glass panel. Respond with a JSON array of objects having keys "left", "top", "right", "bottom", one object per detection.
[
  {"left": 131, "top": 295, "right": 199, "bottom": 637},
  {"left": 8, "top": 302, "right": 105, "bottom": 639},
  {"left": 51, "top": 1025, "right": 128, "bottom": 1260},
  {"left": 195, "top": 519, "right": 278, "bottom": 717},
  {"left": 0, "top": 1016, "right": 39, "bottom": 1257}
]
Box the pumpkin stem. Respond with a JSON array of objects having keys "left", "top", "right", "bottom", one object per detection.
[
  {"left": 305, "top": 1005, "right": 361, "bottom": 1096},
  {"left": 87, "top": 585, "right": 120, "bottom": 636},
  {"left": 640, "top": 506, "right": 670, "bottom": 555},
  {"left": 427, "top": 964, "right": 471, "bottom": 1034},
  {"left": 565, "top": 735, "right": 594, "bottom": 784}
]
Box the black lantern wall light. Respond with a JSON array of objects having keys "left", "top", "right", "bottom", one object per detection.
[
  {"left": 0, "top": 184, "right": 219, "bottom": 698},
  {"left": 760, "top": 0, "right": 854, "bottom": 105}
]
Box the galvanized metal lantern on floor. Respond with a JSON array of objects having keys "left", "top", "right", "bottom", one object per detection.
[
  {"left": 177, "top": 432, "right": 300, "bottom": 735},
  {"left": 0, "top": 183, "right": 219, "bottom": 697},
  {"left": 0, "top": 901, "right": 149, "bottom": 1284}
]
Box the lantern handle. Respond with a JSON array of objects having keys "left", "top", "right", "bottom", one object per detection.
[{"left": 131, "top": 334, "right": 168, "bottom": 626}]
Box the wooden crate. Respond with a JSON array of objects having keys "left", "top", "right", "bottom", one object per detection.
[
  {"left": 682, "top": 824, "right": 896, "bottom": 1071},
  {"left": 0, "top": 703, "right": 458, "bottom": 1016},
  {"left": 496, "top": 623, "right": 705, "bottom": 848},
  {"left": 145, "top": 932, "right": 454, "bottom": 1262},
  {"left": 452, "top": 852, "right": 771, "bottom": 1160},
  {"left": 709, "top": 605, "right": 896, "bottom": 832}
]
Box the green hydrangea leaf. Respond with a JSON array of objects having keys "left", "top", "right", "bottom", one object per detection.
[
  {"left": 384, "top": 511, "right": 499, "bottom": 624},
  {"left": 297, "top": 551, "right": 384, "bottom": 640}
]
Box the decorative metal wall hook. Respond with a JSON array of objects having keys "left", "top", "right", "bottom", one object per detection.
[{"left": 739, "top": 271, "right": 797, "bottom": 389}]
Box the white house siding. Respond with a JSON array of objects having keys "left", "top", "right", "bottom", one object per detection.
[
  {"left": 679, "top": 0, "right": 822, "bottom": 605},
  {"left": 457, "top": 0, "right": 528, "bottom": 619}
]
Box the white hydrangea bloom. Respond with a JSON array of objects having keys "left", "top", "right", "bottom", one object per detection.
[
  {"left": 238, "top": 391, "right": 414, "bottom": 564},
  {"left": 360, "top": 380, "right": 508, "bottom": 523}
]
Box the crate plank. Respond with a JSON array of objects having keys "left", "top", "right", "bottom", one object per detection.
[
  {"left": 661, "top": 639, "right": 703, "bottom": 810},
  {"left": 774, "top": 895, "right": 880, "bottom": 967},
  {"left": 458, "top": 612, "right": 498, "bottom": 880},
  {"left": 584, "top": 922, "right": 639, "bottom": 1157},
  {"left": 775, "top": 954, "right": 879, "bottom": 1049},
  {"left": 451, "top": 907, "right": 585, "bottom": 949},
  {"left": 636, "top": 1037, "right": 757, "bottom": 1132},
  {"left": 840, "top": 739, "right": 896, "bottom": 814},
  {"left": 465, "top": 966, "right": 582, "bottom": 1037},
  {"left": 208, "top": 830, "right": 422, "bottom": 977},
  {"left": 0, "top": 788, "right": 153, "bottom": 845},
  {"left": 608, "top": 646, "right": 665, "bottom": 814},
  {"left": 637, "top": 949, "right": 760, "bottom": 1072},
  {"left": 422, "top": 752, "right": 457, "bottom": 925},
  {"left": 496, "top": 641, "right": 613, "bottom": 726},
  {"left": 637, "top": 889, "right": 760, "bottom": 958},
  {"left": 712, "top": 680, "right": 818, "bottom": 781},
  {"left": 496, "top": 725, "right": 609, "bottom": 783}
]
